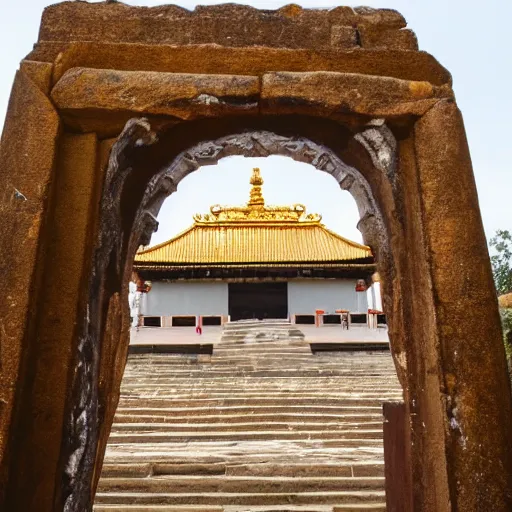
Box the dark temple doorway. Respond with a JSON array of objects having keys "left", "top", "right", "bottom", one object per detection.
[{"left": 228, "top": 282, "right": 288, "bottom": 321}]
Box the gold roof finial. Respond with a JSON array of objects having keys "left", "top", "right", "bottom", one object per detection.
[
  {"left": 193, "top": 167, "right": 323, "bottom": 224},
  {"left": 248, "top": 168, "right": 265, "bottom": 208}
]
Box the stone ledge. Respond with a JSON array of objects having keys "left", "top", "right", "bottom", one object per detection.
[{"left": 26, "top": 43, "right": 452, "bottom": 88}]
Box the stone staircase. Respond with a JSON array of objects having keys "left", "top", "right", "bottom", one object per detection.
[
  {"left": 94, "top": 321, "right": 402, "bottom": 511},
  {"left": 220, "top": 320, "right": 306, "bottom": 343}
]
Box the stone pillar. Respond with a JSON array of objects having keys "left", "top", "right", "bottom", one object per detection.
[
  {"left": 414, "top": 100, "right": 512, "bottom": 511},
  {"left": 0, "top": 70, "right": 60, "bottom": 507},
  {"left": 4, "top": 132, "right": 99, "bottom": 511}
]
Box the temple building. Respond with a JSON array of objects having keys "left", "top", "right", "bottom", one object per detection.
[{"left": 134, "top": 168, "right": 378, "bottom": 327}]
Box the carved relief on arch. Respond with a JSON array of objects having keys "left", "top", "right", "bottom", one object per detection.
[{"left": 133, "top": 128, "right": 398, "bottom": 253}]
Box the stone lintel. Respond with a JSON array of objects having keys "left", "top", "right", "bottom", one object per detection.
[
  {"left": 51, "top": 68, "right": 260, "bottom": 121},
  {"left": 51, "top": 67, "right": 454, "bottom": 132},
  {"left": 25, "top": 43, "right": 452, "bottom": 88},
  {"left": 261, "top": 71, "right": 453, "bottom": 118}
]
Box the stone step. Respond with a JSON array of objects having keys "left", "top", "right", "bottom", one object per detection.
[
  {"left": 120, "top": 376, "right": 397, "bottom": 382},
  {"left": 94, "top": 491, "right": 386, "bottom": 506},
  {"left": 225, "top": 464, "right": 383, "bottom": 478},
  {"left": 103, "top": 447, "right": 385, "bottom": 462},
  {"left": 117, "top": 391, "right": 400, "bottom": 399},
  {"left": 112, "top": 414, "right": 385, "bottom": 424},
  {"left": 124, "top": 360, "right": 394, "bottom": 367},
  {"left": 209, "top": 356, "right": 315, "bottom": 361},
  {"left": 116, "top": 398, "right": 395, "bottom": 408},
  {"left": 228, "top": 506, "right": 386, "bottom": 512},
  {"left": 125, "top": 351, "right": 392, "bottom": 358},
  {"left": 124, "top": 359, "right": 393, "bottom": 366},
  {"left": 103, "top": 450, "right": 384, "bottom": 465},
  {"left": 97, "top": 476, "right": 385, "bottom": 494},
  {"left": 217, "top": 341, "right": 309, "bottom": 346},
  {"left": 104, "top": 439, "right": 385, "bottom": 452},
  {"left": 116, "top": 371, "right": 395, "bottom": 378},
  {"left": 114, "top": 406, "right": 386, "bottom": 416},
  {"left": 119, "top": 386, "right": 396, "bottom": 393},
  {"left": 124, "top": 365, "right": 396, "bottom": 370},
  {"left": 107, "top": 430, "right": 383, "bottom": 443},
  {"left": 103, "top": 456, "right": 385, "bottom": 468},
  {"left": 121, "top": 388, "right": 393, "bottom": 393},
  {"left": 110, "top": 422, "right": 384, "bottom": 432},
  {"left": 94, "top": 506, "right": 224, "bottom": 512},
  {"left": 220, "top": 333, "right": 305, "bottom": 339},
  {"left": 120, "top": 380, "right": 396, "bottom": 386},
  {"left": 93, "top": 506, "right": 386, "bottom": 512},
  {"left": 101, "top": 463, "right": 226, "bottom": 478},
  {"left": 222, "top": 323, "right": 298, "bottom": 330},
  {"left": 218, "top": 334, "right": 306, "bottom": 340},
  {"left": 100, "top": 462, "right": 384, "bottom": 479},
  {"left": 118, "top": 395, "right": 394, "bottom": 401},
  {"left": 227, "top": 507, "right": 386, "bottom": 512},
  {"left": 219, "top": 334, "right": 305, "bottom": 340},
  {"left": 103, "top": 453, "right": 385, "bottom": 466}
]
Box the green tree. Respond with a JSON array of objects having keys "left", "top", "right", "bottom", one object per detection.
[
  {"left": 490, "top": 230, "right": 512, "bottom": 367},
  {"left": 490, "top": 229, "right": 512, "bottom": 296}
]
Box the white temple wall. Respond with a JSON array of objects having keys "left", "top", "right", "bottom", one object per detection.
[
  {"left": 288, "top": 280, "right": 367, "bottom": 314},
  {"left": 142, "top": 279, "right": 368, "bottom": 318},
  {"left": 143, "top": 281, "right": 229, "bottom": 316}
]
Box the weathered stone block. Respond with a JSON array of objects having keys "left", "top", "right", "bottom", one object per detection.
[
  {"left": 359, "top": 27, "right": 419, "bottom": 50},
  {"left": 327, "top": 6, "right": 358, "bottom": 25},
  {"left": 330, "top": 26, "right": 358, "bottom": 49},
  {"left": 51, "top": 68, "right": 260, "bottom": 120},
  {"left": 19, "top": 60, "right": 53, "bottom": 95},
  {"left": 37, "top": 2, "right": 415, "bottom": 52},
  {"left": 354, "top": 7, "right": 407, "bottom": 29},
  {"left": 261, "top": 71, "right": 452, "bottom": 117}
]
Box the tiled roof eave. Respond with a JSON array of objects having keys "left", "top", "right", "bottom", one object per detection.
[
  {"left": 134, "top": 261, "right": 376, "bottom": 270},
  {"left": 135, "top": 218, "right": 373, "bottom": 264}
]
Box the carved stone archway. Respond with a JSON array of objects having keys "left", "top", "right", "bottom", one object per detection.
[
  {"left": 141, "top": 129, "right": 388, "bottom": 253},
  {"left": 0, "top": 4, "right": 511, "bottom": 512}
]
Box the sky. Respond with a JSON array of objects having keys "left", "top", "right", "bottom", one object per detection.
[{"left": 1, "top": 0, "right": 510, "bottom": 247}]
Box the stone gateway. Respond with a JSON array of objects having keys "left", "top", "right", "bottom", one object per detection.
[{"left": 0, "top": 3, "right": 511, "bottom": 512}]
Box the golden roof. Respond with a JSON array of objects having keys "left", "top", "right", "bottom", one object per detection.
[{"left": 135, "top": 168, "right": 373, "bottom": 267}]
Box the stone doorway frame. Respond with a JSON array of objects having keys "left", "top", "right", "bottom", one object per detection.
[{"left": 0, "top": 4, "right": 511, "bottom": 512}]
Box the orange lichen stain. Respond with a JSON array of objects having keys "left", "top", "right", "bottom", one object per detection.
[
  {"left": 445, "top": 373, "right": 457, "bottom": 395},
  {"left": 409, "top": 80, "right": 433, "bottom": 98},
  {"left": 280, "top": 4, "right": 303, "bottom": 18},
  {"left": 27, "top": 213, "right": 42, "bottom": 240}
]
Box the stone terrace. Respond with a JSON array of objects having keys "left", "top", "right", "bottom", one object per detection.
[{"left": 94, "top": 322, "right": 401, "bottom": 511}]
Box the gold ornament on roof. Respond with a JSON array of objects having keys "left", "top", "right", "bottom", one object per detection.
[
  {"left": 248, "top": 167, "right": 265, "bottom": 207},
  {"left": 193, "top": 168, "right": 322, "bottom": 224}
]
